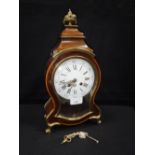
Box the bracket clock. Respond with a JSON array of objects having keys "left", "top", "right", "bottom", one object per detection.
[{"left": 44, "top": 9, "right": 102, "bottom": 134}]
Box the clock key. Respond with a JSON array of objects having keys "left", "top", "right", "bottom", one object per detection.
[
  {"left": 61, "top": 132, "right": 79, "bottom": 144},
  {"left": 86, "top": 134, "right": 99, "bottom": 143},
  {"left": 61, "top": 131, "right": 99, "bottom": 144},
  {"left": 78, "top": 131, "right": 99, "bottom": 143}
]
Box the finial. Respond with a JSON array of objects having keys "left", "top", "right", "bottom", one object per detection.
[{"left": 63, "top": 9, "right": 77, "bottom": 26}]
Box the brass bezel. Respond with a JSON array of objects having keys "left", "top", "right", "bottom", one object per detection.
[{"left": 52, "top": 56, "right": 96, "bottom": 100}]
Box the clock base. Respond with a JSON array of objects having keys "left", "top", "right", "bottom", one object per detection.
[
  {"left": 44, "top": 119, "right": 101, "bottom": 134},
  {"left": 44, "top": 112, "right": 101, "bottom": 134},
  {"left": 44, "top": 98, "right": 102, "bottom": 134}
]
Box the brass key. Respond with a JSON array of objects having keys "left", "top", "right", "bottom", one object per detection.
[
  {"left": 61, "top": 132, "right": 79, "bottom": 144},
  {"left": 78, "top": 131, "right": 99, "bottom": 143},
  {"left": 61, "top": 131, "right": 99, "bottom": 144}
]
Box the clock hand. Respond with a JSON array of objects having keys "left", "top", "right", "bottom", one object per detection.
[
  {"left": 66, "top": 78, "right": 77, "bottom": 84},
  {"left": 60, "top": 78, "right": 77, "bottom": 85},
  {"left": 72, "top": 78, "right": 77, "bottom": 83}
]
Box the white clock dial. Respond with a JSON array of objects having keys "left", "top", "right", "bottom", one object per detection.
[{"left": 53, "top": 58, "right": 95, "bottom": 100}]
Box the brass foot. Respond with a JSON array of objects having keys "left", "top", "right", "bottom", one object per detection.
[
  {"left": 97, "top": 119, "right": 102, "bottom": 124},
  {"left": 45, "top": 127, "right": 51, "bottom": 134}
]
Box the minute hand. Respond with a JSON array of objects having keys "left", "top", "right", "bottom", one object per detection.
[{"left": 61, "top": 79, "right": 77, "bottom": 85}]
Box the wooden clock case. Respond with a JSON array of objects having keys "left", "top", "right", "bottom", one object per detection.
[{"left": 44, "top": 10, "right": 102, "bottom": 133}]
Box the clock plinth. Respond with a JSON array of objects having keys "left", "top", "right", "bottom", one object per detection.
[{"left": 44, "top": 9, "right": 102, "bottom": 133}]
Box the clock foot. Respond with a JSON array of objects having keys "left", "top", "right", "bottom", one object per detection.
[
  {"left": 45, "top": 127, "right": 51, "bottom": 134},
  {"left": 97, "top": 119, "right": 102, "bottom": 124}
]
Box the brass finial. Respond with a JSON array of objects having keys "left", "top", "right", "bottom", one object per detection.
[{"left": 63, "top": 9, "right": 77, "bottom": 26}]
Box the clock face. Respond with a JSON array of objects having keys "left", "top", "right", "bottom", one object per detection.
[{"left": 53, "top": 58, "right": 95, "bottom": 100}]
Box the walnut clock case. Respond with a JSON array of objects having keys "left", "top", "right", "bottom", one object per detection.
[{"left": 44, "top": 10, "right": 102, "bottom": 134}]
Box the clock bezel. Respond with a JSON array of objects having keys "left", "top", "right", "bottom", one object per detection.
[{"left": 53, "top": 57, "right": 96, "bottom": 100}]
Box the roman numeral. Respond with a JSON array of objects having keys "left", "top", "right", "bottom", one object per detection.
[
  {"left": 83, "top": 71, "right": 88, "bottom": 75},
  {"left": 67, "top": 88, "right": 71, "bottom": 94},
  {"left": 61, "top": 85, "right": 66, "bottom": 90},
  {"left": 66, "top": 66, "right": 71, "bottom": 72},
  {"left": 85, "top": 77, "right": 90, "bottom": 80},
  {"left": 79, "top": 65, "right": 82, "bottom": 71},
  {"left": 74, "top": 90, "right": 77, "bottom": 94},
  {"left": 83, "top": 83, "right": 88, "bottom": 87},
  {"left": 59, "top": 80, "right": 65, "bottom": 85},
  {"left": 80, "top": 88, "right": 83, "bottom": 92},
  {"left": 73, "top": 64, "right": 77, "bottom": 70}
]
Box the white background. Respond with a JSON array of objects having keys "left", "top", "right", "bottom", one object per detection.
[
  {"left": 135, "top": 0, "right": 155, "bottom": 154},
  {"left": 0, "top": 0, "right": 155, "bottom": 154}
]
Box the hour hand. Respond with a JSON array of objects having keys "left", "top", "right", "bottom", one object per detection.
[
  {"left": 60, "top": 79, "right": 77, "bottom": 85},
  {"left": 66, "top": 79, "right": 77, "bottom": 85},
  {"left": 59, "top": 80, "right": 66, "bottom": 84}
]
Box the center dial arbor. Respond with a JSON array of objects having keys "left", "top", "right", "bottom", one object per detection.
[{"left": 53, "top": 58, "right": 95, "bottom": 101}]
